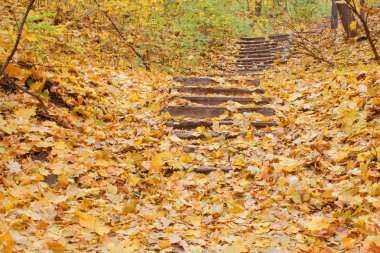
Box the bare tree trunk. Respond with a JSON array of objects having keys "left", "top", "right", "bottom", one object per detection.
[
  {"left": 336, "top": 3, "right": 358, "bottom": 37},
  {"left": 360, "top": 0, "right": 365, "bottom": 20},
  {"left": 255, "top": 0, "right": 262, "bottom": 17},
  {"left": 344, "top": 0, "right": 379, "bottom": 63},
  {"left": 331, "top": 0, "right": 339, "bottom": 29}
]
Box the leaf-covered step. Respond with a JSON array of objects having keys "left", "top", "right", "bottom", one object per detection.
[
  {"left": 236, "top": 57, "right": 276, "bottom": 62},
  {"left": 239, "top": 48, "right": 284, "bottom": 54},
  {"left": 236, "top": 53, "right": 277, "bottom": 58},
  {"left": 237, "top": 68, "right": 269, "bottom": 73},
  {"left": 166, "top": 120, "right": 276, "bottom": 130},
  {"left": 240, "top": 45, "right": 280, "bottom": 51},
  {"left": 176, "top": 95, "right": 269, "bottom": 105},
  {"left": 235, "top": 63, "right": 271, "bottom": 68},
  {"left": 171, "top": 86, "right": 265, "bottom": 96},
  {"left": 235, "top": 63, "right": 273, "bottom": 68},
  {"left": 238, "top": 41, "right": 279, "bottom": 47},
  {"left": 174, "top": 131, "right": 237, "bottom": 140},
  {"left": 240, "top": 34, "right": 290, "bottom": 41},
  {"left": 162, "top": 106, "right": 275, "bottom": 118},
  {"left": 173, "top": 77, "right": 260, "bottom": 86}
]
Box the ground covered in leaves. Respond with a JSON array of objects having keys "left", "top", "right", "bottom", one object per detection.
[{"left": 1, "top": 4, "right": 380, "bottom": 253}]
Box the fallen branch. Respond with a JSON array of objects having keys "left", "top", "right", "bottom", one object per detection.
[
  {"left": 295, "top": 50, "right": 335, "bottom": 67},
  {"left": 295, "top": 35, "right": 335, "bottom": 67},
  {"left": 92, "top": 0, "right": 150, "bottom": 71},
  {"left": 0, "top": 0, "right": 51, "bottom": 117},
  {"left": 2, "top": 73, "right": 50, "bottom": 117}
]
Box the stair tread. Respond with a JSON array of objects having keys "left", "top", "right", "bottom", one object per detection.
[
  {"left": 240, "top": 35, "right": 290, "bottom": 41},
  {"left": 173, "top": 77, "right": 260, "bottom": 86},
  {"left": 176, "top": 95, "right": 269, "bottom": 105},
  {"left": 175, "top": 131, "right": 237, "bottom": 140},
  {"left": 171, "top": 86, "right": 265, "bottom": 95},
  {"left": 163, "top": 106, "right": 275, "bottom": 118},
  {"left": 236, "top": 58, "right": 276, "bottom": 62},
  {"left": 166, "top": 120, "right": 277, "bottom": 129},
  {"left": 239, "top": 47, "right": 284, "bottom": 52}
]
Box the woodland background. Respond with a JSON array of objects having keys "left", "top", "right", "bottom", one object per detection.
[{"left": 0, "top": 0, "right": 380, "bottom": 252}]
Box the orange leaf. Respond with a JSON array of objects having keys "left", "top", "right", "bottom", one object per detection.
[{"left": 4, "top": 64, "right": 23, "bottom": 78}]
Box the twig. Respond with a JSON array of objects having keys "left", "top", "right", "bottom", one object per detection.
[
  {"left": 92, "top": 0, "right": 150, "bottom": 71},
  {"left": 2, "top": 73, "right": 51, "bottom": 117},
  {"left": 0, "top": 0, "right": 36, "bottom": 74},
  {"left": 295, "top": 50, "right": 335, "bottom": 67}
]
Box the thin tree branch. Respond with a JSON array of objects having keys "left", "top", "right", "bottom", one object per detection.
[
  {"left": 92, "top": 0, "right": 150, "bottom": 71},
  {"left": 0, "top": 0, "right": 36, "bottom": 74},
  {"left": 2, "top": 73, "right": 51, "bottom": 117},
  {"left": 295, "top": 49, "right": 335, "bottom": 67}
]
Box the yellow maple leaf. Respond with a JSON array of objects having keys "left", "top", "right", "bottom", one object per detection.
[
  {"left": 158, "top": 241, "right": 171, "bottom": 249},
  {"left": 46, "top": 241, "right": 65, "bottom": 253},
  {"left": 0, "top": 232, "right": 15, "bottom": 252},
  {"left": 187, "top": 215, "right": 202, "bottom": 227},
  {"left": 273, "top": 156, "right": 302, "bottom": 173},
  {"left": 29, "top": 80, "right": 46, "bottom": 93},
  {"left": 150, "top": 151, "right": 172, "bottom": 172},
  {"left": 349, "top": 21, "right": 357, "bottom": 31},
  {"left": 15, "top": 108, "right": 36, "bottom": 119},
  {"left": 0, "top": 119, "right": 18, "bottom": 134},
  {"left": 123, "top": 199, "right": 139, "bottom": 214},
  {"left": 220, "top": 242, "right": 244, "bottom": 253},
  {"left": 305, "top": 216, "right": 330, "bottom": 231},
  {"left": 128, "top": 92, "right": 139, "bottom": 102},
  {"left": 76, "top": 211, "right": 110, "bottom": 235}
]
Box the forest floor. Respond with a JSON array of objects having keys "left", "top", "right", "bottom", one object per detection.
[{"left": 1, "top": 12, "right": 380, "bottom": 253}]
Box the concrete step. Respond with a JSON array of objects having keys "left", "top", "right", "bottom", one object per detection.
[
  {"left": 235, "top": 66, "right": 271, "bottom": 71},
  {"left": 166, "top": 120, "right": 277, "bottom": 129},
  {"left": 162, "top": 106, "right": 275, "bottom": 118},
  {"left": 236, "top": 53, "right": 277, "bottom": 59},
  {"left": 171, "top": 86, "right": 265, "bottom": 96},
  {"left": 236, "top": 57, "right": 276, "bottom": 62},
  {"left": 235, "top": 63, "right": 273, "bottom": 67},
  {"left": 173, "top": 77, "right": 260, "bottom": 86},
  {"left": 176, "top": 95, "right": 270, "bottom": 105},
  {"left": 240, "top": 34, "right": 290, "bottom": 41},
  {"left": 237, "top": 66, "right": 269, "bottom": 71},
  {"left": 239, "top": 48, "right": 284, "bottom": 54},
  {"left": 240, "top": 45, "right": 280, "bottom": 50},
  {"left": 206, "top": 73, "right": 259, "bottom": 77},
  {"left": 238, "top": 41, "right": 279, "bottom": 46},
  {"left": 175, "top": 131, "right": 238, "bottom": 140},
  {"left": 236, "top": 71, "right": 265, "bottom": 75},
  {"left": 235, "top": 62, "right": 272, "bottom": 67}
]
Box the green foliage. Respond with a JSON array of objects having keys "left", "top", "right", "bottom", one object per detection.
[
  {"left": 286, "top": 0, "right": 331, "bottom": 23},
  {"left": 115, "top": 0, "right": 254, "bottom": 72},
  {"left": 6, "top": 0, "right": 364, "bottom": 73}
]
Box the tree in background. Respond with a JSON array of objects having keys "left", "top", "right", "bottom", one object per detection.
[
  {"left": 255, "top": 0, "right": 263, "bottom": 16},
  {"left": 336, "top": 1, "right": 358, "bottom": 37},
  {"left": 331, "top": 0, "right": 339, "bottom": 29},
  {"left": 342, "top": 0, "right": 379, "bottom": 62}
]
